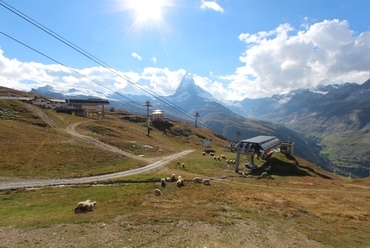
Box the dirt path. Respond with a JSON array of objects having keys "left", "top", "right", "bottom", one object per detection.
[
  {"left": 66, "top": 121, "right": 150, "bottom": 162},
  {"left": 0, "top": 149, "right": 193, "bottom": 191},
  {"left": 0, "top": 107, "right": 194, "bottom": 191}
]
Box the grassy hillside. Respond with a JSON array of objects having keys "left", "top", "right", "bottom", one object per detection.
[{"left": 0, "top": 97, "right": 370, "bottom": 247}]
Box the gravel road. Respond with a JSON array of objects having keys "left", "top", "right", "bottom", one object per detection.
[
  {"left": 0, "top": 107, "right": 194, "bottom": 191},
  {"left": 0, "top": 149, "right": 193, "bottom": 191}
]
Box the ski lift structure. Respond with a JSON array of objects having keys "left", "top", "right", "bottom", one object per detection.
[{"left": 234, "top": 135, "right": 281, "bottom": 173}]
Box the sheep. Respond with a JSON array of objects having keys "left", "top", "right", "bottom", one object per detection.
[
  {"left": 177, "top": 175, "right": 182, "bottom": 180},
  {"left": 161, "top": 178, "right": 166, "bottom": 187},
  {"left": 170, "top": 174, "right": 176, "bottom": 182},
  {"left": 177, "top": 178, "right": 185, "bottom": 187},
  {"left": 74, "top": 199, "right": 90, "bottom": 213},
  {"left": 165, "top": 177, "right": 171, "bottom": 182},
  {"left": 193, "top": 177, "right": 203, "bottom": 183},
  {"left": 202, "top": 152, "right": 206, "bottom": 156},
  {"left": 155, "top": 188, "right": 162, "bottom": 196},
  {"left": 213, "top": 156, "right": 217, "bottom": 160},
  {"left": 202, "top": 179, "right": 211, "bottom": 185},
  {"left": 261, "top": 172, "right": 268, "bottom": 177},
  {"left": 210, "top": 152, "right": 214, "bottom": 156},
  {"left": 74, "top": 199, "right": 96, "bottom": 213},
  {"left": 86, "top": 201, "right": 97, "bottom": 211},
  {"left": 221, "top": 154, "right": 226, "bottom": 159},
  {"left": 181, "top": 163, "right": 185, "bottom": 169}
]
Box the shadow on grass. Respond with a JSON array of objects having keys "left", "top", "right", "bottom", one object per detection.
[{"left": 247, "top": 155, "right": 332, "bottom": 179}]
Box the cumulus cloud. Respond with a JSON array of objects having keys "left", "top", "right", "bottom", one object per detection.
[
  {"left": 131, "top": 52, "right": 142, "bottom": 60},
  {"left": 1, "top": 19, "right": 370, "bottom": 102},
  {"left": 229, "top": 19, "right": 370, "bottom": 99},
  {"left": 200, "top": 0, "right": 224, "bottom": 13}
]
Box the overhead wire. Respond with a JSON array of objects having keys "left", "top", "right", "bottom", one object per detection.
[
  {"left": 0, "top": 0, "right": 227, "bottom": 136},
  {"left": 0, "top": 31, "right": 144, "bottom": 108}
]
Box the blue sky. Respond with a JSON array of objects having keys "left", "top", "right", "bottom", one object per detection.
[{"left": 0, "top": 0, "right": 370, "bottom": 101}]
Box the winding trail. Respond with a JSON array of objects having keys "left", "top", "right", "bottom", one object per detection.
[
  {"left": 0, "top": 107, "right": 194, "bottom": 191},
  {"left": 0, "top": 149, "right": 193, "bottom": 191}
]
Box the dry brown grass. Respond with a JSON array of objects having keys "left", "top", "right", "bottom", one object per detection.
[{"left": 1, "top": 95, "right": 370, "bottom": 247}]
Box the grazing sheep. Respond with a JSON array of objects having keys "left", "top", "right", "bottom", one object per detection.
[
  {"left": 202, "top": 179, "right": 211, "bottom": 185},
  {"left": 170, "top": 174, "right": 176, "bottom": 182},
  {"left": 177, "top": 175, "right": 182, "bottom": 180},
  {"left": 165, "top": 177, "right": 171, "bottom": 182},
  {"left": 261, "top": 172, "right": 268, "bottom": 177},
  {"left": 193, "top": 177, "right": 203, "bottom": 183},
  {"left": 221, "top": 154, "right": 226, "bottom": 159},
  {"left": 181, "top": 163, "right": 185, "bottom": 169},
  {"left": 213, "top": 156, "right": 217, "bottom": 160},
  {"left": 155, "top": 188, "right": 162, "bottom": 196},
  {"left": 74, "top": 199, "right": 96, "bottom": 213},
  {"left": 176, "top": 161, "right": 180, "bottom": 165},
  {"left": 202, "top": 152, "right": 206, "bottom": 156},
  {"left": 161, "top": 178, "right": 166, "bottom": 187},
  {"left": 177, "top": 178, "right": 185, "bottom": 187},
  {"left": 210, "top": 152, "right": 214, "bottom": 156}
]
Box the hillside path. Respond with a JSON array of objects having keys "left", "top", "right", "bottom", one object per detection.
[
  {"left": 0, "top": 149, "right": 193, "bottom": 191},
  {"left": 0, "top": 107, "right": 194, "bottom": 191}
]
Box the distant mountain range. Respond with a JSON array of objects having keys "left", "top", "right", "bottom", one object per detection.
[{"left": 29, "top": 75, "right": 370, "bottom": 178}]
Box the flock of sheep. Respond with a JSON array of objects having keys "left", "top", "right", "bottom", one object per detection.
[
  {"left": 203, "top": 151, "right": 270, "bottom": 178},
  {"left": 74, "top": 151, "right": 270, "bottom": 210},
  {"left": 154, "top": 172, "right": 211, "bottom": 196}
]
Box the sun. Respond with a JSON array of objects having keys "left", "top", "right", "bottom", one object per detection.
[{"left": 130, "top": 0, "right": 164, "bottom": 21}]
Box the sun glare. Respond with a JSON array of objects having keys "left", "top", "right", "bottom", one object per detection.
[{"left": 131, "top": 0, "right": 164, "bottom": 21}]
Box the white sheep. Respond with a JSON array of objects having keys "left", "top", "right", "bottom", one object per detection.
[
  {"left": 177, "top": 178, "right": 185, "bottom": 187},
  {"left": 155, "top": 188, "right": 162, "bottom": 196},
  {"left": 193, "top": 177, "right": 203, "bottom": 183},
  {"left": 177, "top": 175, "right": 182, "bottom": 180},
  {"left": 202, "top": 152, "right": 206, "bottom": 156},
  {"left": 74, "top": 199, "right": 96, "bottom": 213},
  {"left": 165, "top": 177, "right": 171, "bottom": 182},
  {"left": 170, "top": 174, "right": 176, "bottom": 182},
  {"left": 181, "top": 163, "right": 185, "bottom": 169},
  {"left": 221, "top": 154, "right": 226, "bottom": 159},
  {"left": 161, "top": 178, "right": 166, "bottom": 187},
  {"left": 202, "top": 179, "right": 211, "bottom": 185}
]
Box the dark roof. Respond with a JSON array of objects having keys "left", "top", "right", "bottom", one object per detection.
[
  {"left": 66, "top": 98, "right": 110, "bottom": 105},
  {"left": 239, "top": 135, "right": 281, "bottom": 152}
]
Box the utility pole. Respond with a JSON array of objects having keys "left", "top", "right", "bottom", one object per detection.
[
  {"left": 194, "top": 112, "right": 200, "bottom": 127},
  {"left": 145, "top": 100, "right": 152, "bottom": 136}
]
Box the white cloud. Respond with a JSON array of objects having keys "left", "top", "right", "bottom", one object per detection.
[
  {"left": 131, "top": 52, "right": 142, "bottom": 60},
  {"left": 200, "top": 0, "right": 224, "bottom": 13},
  {"left": 150, "top": 57, "right": 157, "bottom": 64},
  {"left": 231, "top": 19, "right": 370, "bottom": 99},
  {"left": 1, "top": 19, "right": 370, "bottom": 102}
]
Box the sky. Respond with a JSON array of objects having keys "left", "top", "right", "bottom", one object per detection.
[{"left": 0, "top": 0, "right": 370, "bottom": 101}]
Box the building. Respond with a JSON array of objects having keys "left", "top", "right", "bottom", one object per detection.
[
  {"left": 29, "top": 96, "right": 66, "bottom": 109},
  {"left": 152, "top": 109, "right": 164, "bottom": 120},
  {"left": 236, "top": 135, "right": 281, "bottom": 155},
  {"left": 234, "top": 135, "right": 281, "bottom": 172},
  {"left": 280, "top": 141, "right": 295, "bottom": 155},
  {"left": 64, "top": 98, "right": 110, "bottom": 118}
]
